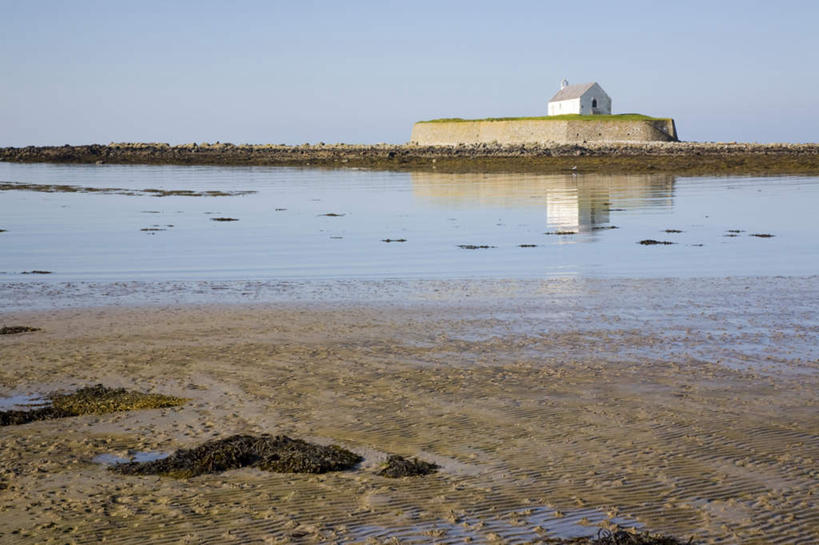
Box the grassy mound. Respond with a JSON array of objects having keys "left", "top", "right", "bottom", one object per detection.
[
  {"left": 111, "top": 434, "right": 363, "bottom": 478},
  {"left": 418, "top": 114, "right": 669, "bottom": 124},
  {"left": 378, "top": 455, "right": 438, "bottom": 477},
  {"left": 0, "top": 384, "right": 186, "bottom": 426}
]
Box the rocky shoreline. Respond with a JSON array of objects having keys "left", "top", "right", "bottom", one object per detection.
[{"left": 2, "top": 141, "right": 819, "bottom": 174}]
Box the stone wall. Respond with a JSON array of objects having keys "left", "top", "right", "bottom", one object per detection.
[{"left": 411, "top": 118, "right": 678, "bottom": 145}]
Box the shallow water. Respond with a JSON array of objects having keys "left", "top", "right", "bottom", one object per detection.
[
  {"left": 345, "top": 505, "right": 644, "bottom": 543},
  {"left": 1, "top": 162, "right": 817, "bottom": 282},
  {"left": 0, "top": 394, "right": 50, "bottom": 411},
  {"left": 93, "top": 451, "right": 170, "bottom": 465}
]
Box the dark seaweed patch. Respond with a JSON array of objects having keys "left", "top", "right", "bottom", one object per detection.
[
  {"left": 0, "top": 384, "right": 185, "bottom": 426},
  {"left": 0, "top": 326, "right": 40, "bottom": 335},
  {"left": 726, "top": 229, "right": 744, "bottom": 233},
  {"left": 638, "top": 240, "right": 675, "bottom": 245},
  {"left": 591, "top": 225, "right": 618, "bottom": 230},
  {"left": 589, "top": 529, "right": 693, "bottom": 544},
  {"left": 210, "top": 217, "right": 239, "bottom": 222},
  {"left": 0, "top": 182, "right": 254, "bottom": 197},
  {"left": 319, "top": 213, "right": 346, "bottom": 217},
  {"left": 378, "top": 455, "right": 438, "bottom": 478},
  {"left": 111, "top": 434, "right": 362, "bottom": 478},
  {"left": 382, "top": 238, "right": 407, "bottom": 243},
  {"left": 21, "top": 270, "right": 52, "bottom": 274},
  {"left": 663, "top": 229, "right": 683, "bottom": 233},
  {"left": 544, "top": 231, "right": 578, "bottom": 235},
  {"left": 518, "top": 244, "right": 537, "bottom": 248},
  {"left": 458, "top": 244, "right": 495, "bottom": 249},
  {"left": 750, "top": 233, "right": 774, "bottom": 238}
]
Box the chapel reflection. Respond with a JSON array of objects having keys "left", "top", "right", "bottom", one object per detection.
[{"left": 410, "top": 172, "right": 675, "bottom": 232}]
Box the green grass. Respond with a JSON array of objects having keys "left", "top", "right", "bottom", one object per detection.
[{"left": 417, "top": 114, "right": 670, "bottom": 123}]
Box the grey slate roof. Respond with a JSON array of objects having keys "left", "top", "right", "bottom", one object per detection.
[{"left": 549, "top": 82, "right": 597, "bottom": 102}]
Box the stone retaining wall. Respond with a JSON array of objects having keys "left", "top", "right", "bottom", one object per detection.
[{"left": 411, "top": 118, "right": 678, "bottom": 145}]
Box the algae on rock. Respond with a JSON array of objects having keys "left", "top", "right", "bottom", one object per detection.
[
  {"left": 378, "top": 455, "right": 438, "bottom": 477},
  {"left": 0, "top": 384, "right": 186, "bottom": 426},
  {"left": 111, "top": 434, "right": 363, "bottom": 478}
]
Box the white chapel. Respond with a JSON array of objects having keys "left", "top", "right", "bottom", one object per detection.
[{"left": 548, "top": 80, "right": 612, "bottom": 116}]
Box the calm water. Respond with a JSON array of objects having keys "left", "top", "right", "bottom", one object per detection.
[{"left": 1, "top": 162, "right": 818, "bottom": 281}]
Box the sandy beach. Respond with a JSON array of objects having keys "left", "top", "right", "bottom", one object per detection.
[{"left": 1, "top": 277, "right": 816, "bottom": 544}]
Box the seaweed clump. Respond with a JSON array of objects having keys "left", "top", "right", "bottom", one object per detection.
[
  {"left": 111, "top": 434, "right": 362, "bottom": 478},
  {"left": 0, "top": 326, "right": 40, "bottom": 335},
  {"left": 589, "top": 529, "right": 693, "bottom": 544},
  {"left": 378, "top": 455, "right": 438, "bottom": 478},
  {"left": 458, "top": 244, "right": 495, "bottom": 249},
  {"left": 545, "top": 529, "right": 693, "bottom": 544},
  {"left": 638, "top": 240, "right": 675, "bottom": 245},
  {"left": 0, "top": 182, "right": 254, "bottom": 197},
  {"left": 0, "top": 384, "right": 186, "bottom": 426}
]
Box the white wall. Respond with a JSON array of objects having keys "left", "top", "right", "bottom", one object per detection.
[
  {"left": 579, "top": 85, "right": 612, "bottom": 115},
  {"left": 548, "top": 98, "right": 580, "bottom": 116}
]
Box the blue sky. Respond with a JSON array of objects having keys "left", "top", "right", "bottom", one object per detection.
[{"left": 1, "top": 1, "right": 817, "bottom": 145}]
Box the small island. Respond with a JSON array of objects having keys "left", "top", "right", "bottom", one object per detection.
[
  {"left": 412, "top": 81, "right": 678, "bottom": 145},
  {"left": 411, "top": 113, "right": 678, "bottom": 145}
]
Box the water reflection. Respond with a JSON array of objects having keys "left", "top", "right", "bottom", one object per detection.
[
  {"left": 0, "top": 161, "right": 815, "bottom": 281},
  {"left": 411, "top": 172, "right": 675, "bottom": 232}
]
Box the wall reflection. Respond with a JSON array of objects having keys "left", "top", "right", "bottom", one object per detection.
[{"left": 411, "top": 172, "right": 676, "bottom": 232}]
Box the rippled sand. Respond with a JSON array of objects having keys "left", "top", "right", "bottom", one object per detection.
[{"left": 0, "top": 278, "right": 817, "bottom": 544}]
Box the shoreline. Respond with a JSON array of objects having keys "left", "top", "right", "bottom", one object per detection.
[
  {"left": 3, "top": 275, "right": 818, "bottom": 313},
  {"left": 3, "top": 141, "right": 819, "bottom": 175},
  {"left": 1, "top": 279, "right": 817, "bottom": 544}
]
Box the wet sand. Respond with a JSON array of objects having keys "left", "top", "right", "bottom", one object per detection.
[{"left": 0, "top": 278, "right": 817, "bottom": 544}]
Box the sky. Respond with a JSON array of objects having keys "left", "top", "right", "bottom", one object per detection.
[{"left": 1, "top": 0, "right": 817, "bottom": 146}]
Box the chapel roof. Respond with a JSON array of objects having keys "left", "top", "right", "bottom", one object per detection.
[{"left": 549, "top": 82, "right": 598, "bottom": 102}]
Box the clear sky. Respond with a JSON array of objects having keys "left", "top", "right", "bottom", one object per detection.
[{"left": 1, "top": 0, "right": 817, "bottom": 146}]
